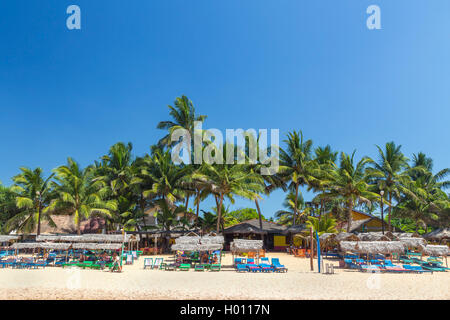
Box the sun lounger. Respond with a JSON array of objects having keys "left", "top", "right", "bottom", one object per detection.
[
  {"left": 195, "top": 264, "right": 205, "bottom": 271},
  {"left": 236, "top": 264, "right": 248, "bottom": 272},
  {"left": 271, "top": 258, "right": 288, "bottom": 273},
  {"left": 210, "top": 264, "right": 221, "bottom": 272},
  {"left": 247, "top": 264, "right": 261, "bottom": 272},
  {"left": 153, "top": 258, "right": 163, "bottom": 269},
  {"left": 178, "top": 263, "right": 190, "bottom": 271},
  {"left": 402, "top": 264, "right": 432, "bottom": 273},
  {"left": 259, "top": 264, "right": 274, "bottom": 272},
  {"left": 144, "top": 258, "right": 153, "bottom": 269},
  {"left": 360, "top": 265, "right": 382, "bottom": 273},
  {"left": 421, "top": 263, "right": 448, "bottom": 272}
]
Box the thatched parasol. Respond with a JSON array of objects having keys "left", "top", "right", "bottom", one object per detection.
[
  {"left": 72, "top": 243, "right": 122, "bottom": 250},
  {"left": 419, "top": 245, "right": 449, "bottom": 257},
  {"left": 36, "top": 234, "right": 139, "bottom": 243},
  {"left": 11, "top": 242, "right": 71, "bottom": 250},
  {"left": 335, "top": 232, "right": 360, "bottom": 242},
  {"left": 0, "top": 235, "right": 20, "bottom": 242},
  {"left": 398, "top": 237, "right": 426, "bottom": 249},
  {"left": 230, "top": 239, "right": 263, "bottom": 253},
  {"left": 358, "top": 233, "right": 391, "bottom": 242},
  {"left": 339, "top": 241, "right": 405, "bottom": 254},
  {"left": 423, "top": 228, "right": 450, "bottom": 242}
]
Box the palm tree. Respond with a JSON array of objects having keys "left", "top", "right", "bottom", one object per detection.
[
  {"left": 6, "top": 168, "right": 55, "bottom": 235},
  {"left": 48, "top": 158, "right": 117, "bottom": 234},
  {"left": 197, "top": 210, "right": 217, "bottom": 233},
  {"left": 279, "top": 131, "right": 320, "bottom": 225},
  {"left": 305, "top": 213, "right": 337, "bottom": 235},
  {"left": 156, "top": 95, "right": 207, "bottom": 148},
  {"left": 275, "top": 191, "right": 309, "bottom": 225},
  {"left": 151, "top": 200, "right": 185, "bottom": 252},
  {"left": 140, "top": 148, "right": 191, "bottom": 205},
  {"left": 367, "top": 142, "right": 410, "bottom": 232},
  {"left": 0, "top": 184, "right": 20, "bottom": 233},
  {"left": 326, "top": 152, "right": 379, "bottom": 232},
  {"left": 198, "top": 159, "right": 264, "bottom": 233}
]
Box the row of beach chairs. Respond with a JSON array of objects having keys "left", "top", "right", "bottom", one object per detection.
[
  {"left": 344, "top": 257, "right": 448, "bottom": 273},
  {"left": 144, "top": 257, "right": 222, "bottom": 271},
  {"left": 235, "top": 257, "right": 288, "bottom": 273}
]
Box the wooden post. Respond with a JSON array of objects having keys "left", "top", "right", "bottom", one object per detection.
[{"left": 310, "top": 227, "right": 314, "bottom": 271}]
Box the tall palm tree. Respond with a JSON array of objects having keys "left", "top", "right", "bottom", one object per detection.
[
  {"left": 140, "top": 148, "right": 191, "bottom": 205},
  {"left": 279, "top": 131, "right": 320, "bottom": 225},
  {"left": 156, "top": 95, "right": 207, "bottom": 148},
  {"left": 48, "top": 158, "right": 116, "bottom": 234},
  {"left": 6, "top": 168, "right": 55, "bottom": 235},
  {"left": 197, "top": 159, "right": 264, "bottom": 233},
  {"left": 326, "top": 152, "right": 379, "bottom": 232},
  {"left": 366, "top": 142, "right": 409, "bottom": 231},
  {"left": 0, "top": 184, "right": 20, "bottom": 233}
]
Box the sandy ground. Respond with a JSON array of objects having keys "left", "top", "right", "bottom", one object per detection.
[{"left": 0, "top": 252, "right": 448, "bottom": 300}]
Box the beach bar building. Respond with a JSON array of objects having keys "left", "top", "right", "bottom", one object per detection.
[{"left": 222, "top": 219, "right": 288, "bottom": 251}]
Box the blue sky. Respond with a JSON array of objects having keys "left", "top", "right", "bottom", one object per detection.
[{"left": 0, "top": 1, "right": 449, "bottom": 219}]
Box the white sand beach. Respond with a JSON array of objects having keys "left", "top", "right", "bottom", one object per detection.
[{"left": 0, "top": 252, "right": 448, "bottom": 300}]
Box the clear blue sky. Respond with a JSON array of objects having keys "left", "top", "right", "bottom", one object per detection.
[{"left": 1, "top": 1, "right": 449, "bottom": 219}]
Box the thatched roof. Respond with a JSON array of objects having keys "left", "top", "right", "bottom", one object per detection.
[
  {"left": 339, "top": 241, "right": 405, "bottom": 254},
  {"left": 36, "top": 234, "right": 139, "bottom": 243},
  {"left": 223, "top": 219, "right": 286, "bottom": 235},
  {"left": 71, "top": 243, "right": 122, "bottom": 250},
  {"left": 419, "top": 245, "right": 449, "bottom": 257},
  {"left": 393, "top": 232, "right": 420, "bottom": 239},
  {"left": 423, "top": 228, "right": 450, "bottom": 241},
  {"left": 357, "top": 232, "right": 391, "bottom": 242},
  {"left": 171, "top": 243, "right": 223, "bottom": 251},
  {"left": 281, "top": 224, "right": 307, "bottom": 235},
  {"left": 170, "top": 235, "right": 224, "bottom": 251},
  {"left": 230, "top": 239, "right": 263, "bottom": 253},
  {"left": 0, "top": 235, "right": 20, "bottom": 242},
  {"left": 398, "top": 237, "right": 426, "bottom": 248},
  {"left": 36, "top": 216, "right": 106, "bottom": 235},
  {"left": 11, "top": 242, "right": 72, "bottom": 250},
  {"left": 335, "top": 232, "right": 360, "bottom": 242}
]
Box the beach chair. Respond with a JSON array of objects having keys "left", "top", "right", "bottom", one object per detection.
[
  {"left": 421, "top": 262, "right": 449, "bottom": 272},
  {"left": 178, "top": 263, "right": 191, "bottom": 271},
  {"left": 259, "top": 263, "right": 274, "bottom": 273},
  {"left": 271, "top": 258, "right": 288, "bottom": 273},
  {"left": 236, "top": 264, "right": 248, "bottom": 272},
  {"left": 210, "top": 264, "right": 221, "bottom": 272},
  {"left": 247, "top": 264, "right": 261, "bottom": 272},
  {"left": 402, "top": 265, "right": 433, "bottom": 274},
  {"left": 195, "top": 264, "right": 205, "bottom": 271},
  {"left": 132, "top": 251, "right": 138, "bottom": 261},
  {"left": 260, "top": 257, "right": 270, "bottom": 264},
  {"left": 360, "top": 265, "right": 382, "bottom": 273},
  {"left": 125, "top": 254, "right": 133, "bottom": 265},
  {"left": 234, "top": 258, "right": 243, "bottom": 265},
  {"left": 144, "top": 258, "right": 153, "bottom": 269},
  {"left": 153, "top": 258, "right": 163, "bottom": 269}
]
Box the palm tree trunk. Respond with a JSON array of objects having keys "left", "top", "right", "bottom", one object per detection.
[
  {"left": 347, "top": 200, "right": 353, "bottom": 233},
  {"left": 216, "top": 193, "right": 224, "bottom": 233},
  {"left": 255, "top": 198, "right": 265, "bottom": 247},
  {"left": 184, "top": 195, "right": 190, "bottom": 219},
  {"left": 293, "top": 183, "right": 299, "bottom": 226},
  {"left": 388, "top": 192, "right": 392, "bottom": 232},
  {"left": 195, "top": 189, "right": 200, "bottom": 221},
  {"left": 37, "top": 206, "right": 42, "bottom": 236}
]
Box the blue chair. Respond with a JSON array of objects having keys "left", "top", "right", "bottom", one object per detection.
[
  {"left": 144, "top": 258, "right": 153, "bottom": 269},
  {"left": 236, "top": 264, "right": 248, "bottom": 272},
  {"left": 271, "top": 258, "right": 288, "bottom": 273}
]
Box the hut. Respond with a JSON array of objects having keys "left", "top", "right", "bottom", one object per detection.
[{"left": 223, "top": 219, "right": 288, "bottom": 251}]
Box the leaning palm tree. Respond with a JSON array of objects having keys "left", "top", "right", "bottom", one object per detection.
[
  {"left": 6, "top": 168, "right": 55, "bottom": 235},
  {"left": 326, "top": 151, "right": 379, "bottom": 232},
  {"left": 156, "top": 95, "right": 207, "bottom": 148},
  {"left": 305, "top": 213, "right": 338, "bottom": 235},
  {"left": 48, "top": 158, "right": 117, "bottom": 235},
  {"left": 279, "top": 131, "right": 320, "bottom": 225},
  {"left": 366, "top": 142, "right": 410, "bottom": 231}
]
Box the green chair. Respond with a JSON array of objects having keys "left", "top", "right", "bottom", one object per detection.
[
  {"left": 195, "top": 264, "right": 205, "bottom": 271},
  {"left": 210, "top": 264, "right": 221, "bottom": 272},
  {"left": 178, "top": 263, "right": 190, "bottom": 271}
]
